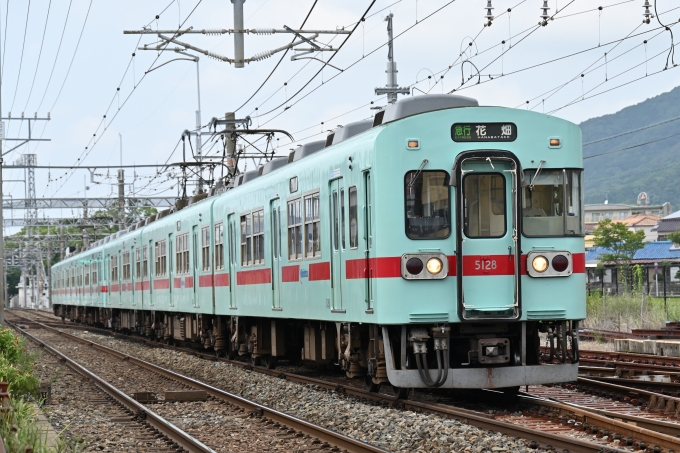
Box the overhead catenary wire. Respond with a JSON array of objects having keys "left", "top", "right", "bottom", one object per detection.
[
  {"left": 22, "top": 0, "right": 52, "bottom": 112},
  {"left": 6, "top": 0, "right": 31, "bottom": 137},
  {"left": 583, "top": 114, "right": 680, "bottom": 145},
  {"left": 583, "top": 130, "right": 680, "bottom": 160},
  {"left": 50, "top": 0, "right": 205, "bottom": 197}
]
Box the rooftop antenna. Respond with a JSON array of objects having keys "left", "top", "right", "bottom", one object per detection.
[{"left": 375, "top": 14, "right": 410, "bottom": 103}]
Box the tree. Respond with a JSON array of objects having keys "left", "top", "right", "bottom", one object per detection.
[
  {"left": 669, "top": 231, "right": 680, "bottom": 246},
  {"left": 6, "top": 267, "right": 21, "bottom": 296},
  {"left": 593, "top": 218, "right": 646, "bottom": 264}
]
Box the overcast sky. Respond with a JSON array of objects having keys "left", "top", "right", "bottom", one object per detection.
[{"left": 1, "top": 0, "right": 679, "bottom": 231}]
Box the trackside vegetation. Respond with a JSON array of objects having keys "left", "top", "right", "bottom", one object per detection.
[{"left": 0, "top": 327, "right": 78, "bottom": 452}]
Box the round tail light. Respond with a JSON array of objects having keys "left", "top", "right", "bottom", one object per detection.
[
  {"left": 406, "top": 258, "right": 424, "bottom": 275},
  {"left": 552, "top": 255, "right": 569, "bottom": 272}
]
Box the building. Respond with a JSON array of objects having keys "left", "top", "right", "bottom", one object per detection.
[
  {"left": 585, "top": 201, "right": 671, "bottom": 232},
  {"left": 613, "top": 214, "right": 662, "bottom": 242},
  {"left": 654, "top": 210, "right": 680, "bottom": 241},
  {"left": 585, "top": 241, "right": 680, "bottom": 296}
]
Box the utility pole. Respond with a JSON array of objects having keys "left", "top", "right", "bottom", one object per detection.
[{"left": 375, "top": 14, "right": 410, "bottom": 103}]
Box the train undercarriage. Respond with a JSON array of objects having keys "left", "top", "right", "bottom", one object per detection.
[{"left": 54, "top": 305, "right": 579, "bottom": 391}]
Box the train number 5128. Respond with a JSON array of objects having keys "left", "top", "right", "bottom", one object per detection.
[{"left": 474, "top": 259, "right": 497, "bottom": 271}]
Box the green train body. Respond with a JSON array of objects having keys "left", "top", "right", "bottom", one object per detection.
[{"left": 52, "top": 95, "right": 584, "bottom": 390}]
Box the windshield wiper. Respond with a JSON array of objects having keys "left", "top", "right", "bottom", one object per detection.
[
  {"left": 529, "top": 160, "right": 546, "bottom": 191},
  {"left": 408, "top": 159, "right": 429, "bottom": 187}
]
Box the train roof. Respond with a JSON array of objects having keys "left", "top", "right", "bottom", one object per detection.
[{"left": 55, "top": 93, "right": 576, "bottom": 265}]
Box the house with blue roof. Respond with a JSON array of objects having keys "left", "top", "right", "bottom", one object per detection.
[{"left": 586, "top": 241, "right": 680, "bottom": 296}]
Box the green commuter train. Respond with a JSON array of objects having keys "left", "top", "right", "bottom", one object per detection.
[{"left": 52, "top": 94, "right": 585, "bottom": 393}]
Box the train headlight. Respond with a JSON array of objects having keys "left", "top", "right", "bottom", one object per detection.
[
  {"left": 405, "top": 258, "right": 424, "bottom": 275},
  {"left": 531, "top": 255, "right": 549, "bottom": 273},
  {"left": 426, "top": 257, "right": 443, "bottom": 275}
]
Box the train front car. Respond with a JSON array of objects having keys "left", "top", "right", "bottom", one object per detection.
[{"left": 369, "top": 95, "right": 584, "bottom": 391}]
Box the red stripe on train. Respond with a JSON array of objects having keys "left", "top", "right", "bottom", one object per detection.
[
  {"left": 309, "top": 262, "right": 330, "bottom": 281},
  {"left": 199, "top": 275, "right": 213, "bottom": 287},
  {"left": 214, "top": 273, "right": 229, "bottom": 286},
  {"left": 237, "top": 268, "right": 271, "bottom": 285},
  {"left": 281, "top": 265, "right": 299, "bottom": 282},
  {"left": 154, "top": 279, "right": 170, "bottom": 290}
]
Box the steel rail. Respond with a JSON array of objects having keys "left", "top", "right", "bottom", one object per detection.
[
  {"left": 519, "top": 394, "right": 680, "bottom": 449},
  {"left": 8, "top": 314, "right": 630, "bottom": 453},
  {"left": 18, "top": 320, "right": 388, "bottom": 453},
  {"left": 577, "top": 377, "right": 680, "bottom": 412},
  {"left": 8, "top": 320, "right": 216, "bottom": 453}
]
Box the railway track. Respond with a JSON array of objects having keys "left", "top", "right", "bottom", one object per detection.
[
  {"left": 7, "top": 315, "right": 385, "bottom": 453},
  {"left": 10, "top": 310, "right": 680, "bottom": 453}
]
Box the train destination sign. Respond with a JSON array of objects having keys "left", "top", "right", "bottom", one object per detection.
[{"left": 451, "top": 122, "right": 517, "bottom": 142}]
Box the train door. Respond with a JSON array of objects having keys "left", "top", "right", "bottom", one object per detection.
[
  {"left": 192, "top": 225, "right": 199, "bottom": 308},
  {"left": 227, "top": 214, "right": 237, "bottom": 308},
  {"left": 148, "top": 240, "right": 153, "bottom": 307},
  {"left": 269, "top": 200, "right": 282, "bottom": 309},
  {"left": 458, "top": 157, "right": 519, "bottom": 320},
  {"left": 168, "top": 233, "right": 174, "bottom": 308},
  {"left": 329, "top": 178, "right": 344, "bottom": 310},
  {"left": 102, "top": 258, "right": 108, "bottom": 306},
  {"left": 117, "top": 251, "right": 122, "bottom": 306},
  {"left": 364, "top": 172, "right": 373, "bottom": 310},
  {"left": 131, "top": 246, "right": 136, "bottom": 307}
]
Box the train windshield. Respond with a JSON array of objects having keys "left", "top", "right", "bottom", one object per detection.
[
  {"left": 522, "top": 169, "right": 583, "bottom": 237},
  {"left": 404, "top": 170, "right": 451, "bottom": 239}
]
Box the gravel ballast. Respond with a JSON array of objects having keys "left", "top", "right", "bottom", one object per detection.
[{"left": 65, "top": 329, "right": 546, "bottom": 453}]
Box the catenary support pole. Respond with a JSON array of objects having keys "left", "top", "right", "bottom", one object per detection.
[{"left": 233, "top": 0, "right": 245, "bottom": 68}]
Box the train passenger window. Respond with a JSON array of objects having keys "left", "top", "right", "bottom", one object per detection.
[
  {"left": 142, "top": 246, "right": 148, "bottom": 278},
  {"left": 340, "top": 189, "right": 346, "bottom": 249},
  {"left": 155, "top": 240, "right": 167, "bottom": 277},
  {"left": 463, "top": 174, "right": 506, "bottom": 238},
  {"left": 85, "top": 265, "right": 90, "bottom": 286},
  {"left": 214, "top": 223, "right": 224, "bottom": 270},
  {"left": 176, "top": 233, "right": 189, "bottom": 274},
  {"left": 92, "top": 265, "right": 98, "bottom": 285},
  {"left": 287, "top": 199, "right": 303, "bottom": 260},
  {"left": 253, "top": 210, "right": 265, "bottom": 265},
  {"left": 201, "top": 226, "right": 211, "bottom": 271},
  {"left": 241, "top": 214, "right": 251, "bottom": 266},
  {"left": 405, "top": 171, "right": 451, "bottom": 239},
  {"left": 111, "top": 255, "right": 119, "bottom": 282},
  {"left": 522, "top": 169, "right": 583, "bottom": 237},
  {"left": 304, "top": 193, "right": 321, "bottom": 257},
  {"left": 349, "top": 187, "right": 358, "bottom": 249},
  {"left": 122, "top": 251, "right": 131, "bottom": 281},
  {"left": 135, "top": 248, "right": 141, "bottom": 279}
]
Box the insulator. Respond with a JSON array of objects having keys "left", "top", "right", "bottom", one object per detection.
[
  {"left": 206, "top": 50, "right": 229, "bottom": 62},
  {"left": 539, "top": 0, "right": 550, "bottom": 26},
  {"left": 484, "top": 0, "right": 494, "bottom": 26},
  {"left": 251, "top": 50, "right": 273, "bottom": 61},
  {"left": 201, "top": 29, "right": 226, "bottom": 36},
  {"left": 253, "top": 28, "right": 275, "bottom": 35},
  {"left": 642, "top": 0, "right": 653, "bottom": 24}
]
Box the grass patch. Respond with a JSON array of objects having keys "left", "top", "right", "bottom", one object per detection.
[
  {"left": 584, "top": 293, "right": 680, "bottom": 332},
  {"left": 0, "top": 327, "right": 81, "bottom": 452}
]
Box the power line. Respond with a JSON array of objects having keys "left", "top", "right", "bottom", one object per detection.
[
  {"left": 584, "top": 130, "right": 680, "bottom": 160},
  {"left": 35, "top": 0, "right": 74, "bottom": 112},
  {"left": 234, "top": 0, "right": 319, "bottom": 113},
  {"left": 22, "top": 0, "right": 52, "bottom": 112},
  {"left": 1, "top": 0, "right": 8, "bottom": 77},
  {"left": 48, "top": 0, "right": 93, "bottom": 112},
  {"left": 51, "top": 0, "right": 205, "bottom": 196},
  {"left": 583, "top": 115, "right": 680, "bottom": 146},
  {"left": 258, "top": 0, "right": 456, "bottom": 124},
  {"left": 7, "top": 0, "right": 31, "bottom": 117}
]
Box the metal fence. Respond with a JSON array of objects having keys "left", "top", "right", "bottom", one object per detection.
[{"left": 586, "top": 264, "right": 680, "bottom": 297}]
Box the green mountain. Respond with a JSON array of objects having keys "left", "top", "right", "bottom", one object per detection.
[{"left": 579, "top": 85, "right": 680, "bottom": 210}]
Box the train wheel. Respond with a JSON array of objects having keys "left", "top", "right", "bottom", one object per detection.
[
  {"left": 250, "top": 355, "right": 261, "bottom": 366},
  {"left": 262, "top": 355, "right": 277, "bottom": 369},
  {"left": 391, "top": 385, "right": 409, "bottom": 400},
  {"left": 364, "top": 374, "right": 380, "bottom": 393},
  {"left": 500, "top": 386, "right": 520, "bottom": 400}
]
